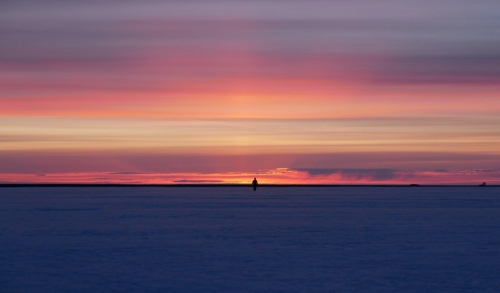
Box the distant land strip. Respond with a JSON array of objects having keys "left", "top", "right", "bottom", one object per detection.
[{"left": 0, "top": 184, "right": 499, "bottom": 188}]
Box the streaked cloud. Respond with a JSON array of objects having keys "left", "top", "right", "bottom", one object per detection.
[
  {"left": 2, "top": 116, "right": 500, "bottom": 153},
  {"left": 1, "top": 0, "right": 499, "bottom": 95},
  {"left": 1, "top": 1, "right": 499, "bottom": 183}
]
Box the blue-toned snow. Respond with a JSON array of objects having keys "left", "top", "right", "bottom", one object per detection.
[{"left": 1, "top": 187, "right": 499, "bottom": 292}]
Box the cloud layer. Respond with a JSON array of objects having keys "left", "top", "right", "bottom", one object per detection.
[
  {"left": 1, "top": 1, "right": 499, "bottom": 183},
  {"left": 1, "top": 0, "right": 499, "bottom": 95}
]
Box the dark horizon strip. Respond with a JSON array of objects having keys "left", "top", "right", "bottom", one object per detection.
[{"left": 0, "top": 184, "right": 498, "bottom": 188}]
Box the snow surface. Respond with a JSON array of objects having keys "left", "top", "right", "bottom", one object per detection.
[{"left": 1, "top": 187, "right": 499, "bottom": 292}]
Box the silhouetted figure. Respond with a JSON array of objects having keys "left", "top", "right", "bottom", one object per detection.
[
  {"left": 252, "top": 177, "right": 258, "bottom": 191},
  {"left": 479, "top": 182, "right": 487, "bottom": 186}
]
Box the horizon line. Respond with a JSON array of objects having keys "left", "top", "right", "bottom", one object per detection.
[{"left": 1, "top": 183, "right": 498, "bottom": 188}]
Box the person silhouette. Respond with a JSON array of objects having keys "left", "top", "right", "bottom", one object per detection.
[{"left": 252, "top": 177, "right": 258, "bottom": 191}]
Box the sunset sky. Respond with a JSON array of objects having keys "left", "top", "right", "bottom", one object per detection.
[{"left": 1, "top": 0, "right": 499, "bottom": 184}]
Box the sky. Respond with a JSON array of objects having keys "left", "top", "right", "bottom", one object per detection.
[{"left": 1, "top": 0, "right": 500, "bottom": 184}]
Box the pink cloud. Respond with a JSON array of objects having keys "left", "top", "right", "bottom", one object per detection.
[{"left": 1, "top": 168, "right": 500, "bottom": 185}]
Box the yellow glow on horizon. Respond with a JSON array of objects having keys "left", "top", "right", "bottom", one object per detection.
[{"left": 2, "top": 115, "right": 500, "bottom": 156}]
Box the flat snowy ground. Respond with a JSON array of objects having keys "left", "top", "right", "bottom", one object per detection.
[{"left": 1, "top": 187, "right": 499, "bottom": 292}]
